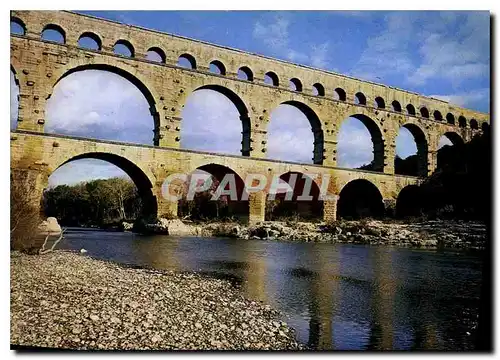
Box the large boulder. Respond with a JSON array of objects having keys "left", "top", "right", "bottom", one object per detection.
[
  {"left": 37, "top": 217, "right": 61, "bottom": 236},
  {"left": 161, "top": 219, "right": 202, "bottom": 236},
  {"left": 138, "top": 218, "right": 201, "bottom": 236}
]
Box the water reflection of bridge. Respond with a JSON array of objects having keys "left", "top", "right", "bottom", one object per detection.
[{"left": 129, "top": 237, "right": 448, "bottom": 350}]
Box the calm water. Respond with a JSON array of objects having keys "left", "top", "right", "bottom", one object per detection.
[{"left": 60, "top": 228, "right": 483, "bottom": 350}]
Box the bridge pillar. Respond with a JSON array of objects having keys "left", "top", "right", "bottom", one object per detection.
[
  {"left": 427, "top": 133, "right": 440, "bottom": 175},
  {"left": 11, "top": 166, "right": 48, "bottom": 219},
  {"left": 153, "top": 182, "right": 178, "bottom": 219},
  {"left": 427, "top": 150, "right": 438, "bottom": 175},
  {"left": 248, "top": 191, "right": 266, "bottom": 224},
  {"left": 373, "top": 137, "right": 385, "bottom": 172},
  {"left": 323, "top": 199, "right": 337, "bottom": 223},
  {"left": 14, "top": 75, "right": 49, "bottom": 133},
  {"left": 383, "top": 198, "right": 396, "bottom": 217},
  {"left": 323, "top": 140, "right": 337, "bottom": 167},
  {"left": 383, "top": 132, "right": 396, "bottom": 175},
  {"left": 156, "top": 116, "right": 182, "bottom": 148}
]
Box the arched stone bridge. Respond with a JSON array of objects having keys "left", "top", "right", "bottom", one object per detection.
[{"left": 10, "top": 10, "right": 490, "bottom": 223}]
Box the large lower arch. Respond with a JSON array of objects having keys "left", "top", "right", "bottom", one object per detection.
[
  {"left": 181, "top": 84, "right": 251, "bottom": 156},
  {"left": 337, "top": 179, "right": 384, "bottom": 219},
  {"left": 268, "top": 100, "right": 324, "bottom": 165},
  {"left": 49, "top": 152, "right": 157, "bottom": 220},
  {"left": 396, "top": 185, "right": 423, "bottom": 218},
  {"left": 178, "top": 163, "right": 249, "bottom": 221},
  {"left": 395, "top": 123, "right": 428, "bottom": 177},
  {"left": 265, "top": 171, "right": 323, "bottom": 221},
  {"left": 49, "top": 63, "right": 161, "bottom": 145},
  {"left": 436, "top": 131, "right": 465, "bottom": 171},
  {"left": 339, "top": 114, "right": 384, "bottom": 172}
]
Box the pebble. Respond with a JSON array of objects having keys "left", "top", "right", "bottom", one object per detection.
[{"left": 10, "top": 251, "right": 304, "bottom": 350}]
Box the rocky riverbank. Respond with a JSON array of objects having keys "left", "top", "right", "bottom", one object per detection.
[
  {"left": 10, "top": 251, "right": 304, "bottom": 350},
  {"left": 130, "top": 218, "right": 487, "bottom": 250}
]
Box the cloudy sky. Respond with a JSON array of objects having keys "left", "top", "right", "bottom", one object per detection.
[{"left": 10, "top": 11, "right": 490, "bottom": 186}]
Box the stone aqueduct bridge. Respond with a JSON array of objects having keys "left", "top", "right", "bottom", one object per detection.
[{"left": 10, "top": 10, "right": 490, "bottom": 223}]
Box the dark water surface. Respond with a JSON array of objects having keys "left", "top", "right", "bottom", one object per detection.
[{"left": 60, "top": 228, "right": 483, "bottom": 350}]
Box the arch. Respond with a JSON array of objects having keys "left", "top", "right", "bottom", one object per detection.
[
  {"left": 312, "top": 83, "right": 325, "bottom": 96},
  {"left": 446, "top": 113, "right": 455, "bottom": 125},
  {"left": 178, "top": 163, "right": 249, "bottom": 221},
  {"left": 482, "top": 122, "right": 490, "bottom": 132},
  {"left": 51, "top": 63, "right": 160, "bottom": 144},
  {"left": 341, "top": 114, "right": 384, "bottom": 172},
  {"left": 337, "top": 179, "right": 384, "bottom": 219},
  {"left": 396, "top": 185, "right": 423, "bottom": 218},
  {"left": 457, "top": 115, "right": 466, "bottom": 127},
  {"left": 10, "top": 16, "right": 26, "bottom": 35},
  {"left": 391, "top": 100, "right": 402, "bottom": 112},
  {"left": 265, "top": 171, "right": 323, "bottom": 221},
  {"left": 10, "top": 64, "right": 20, "bottom": 86},
  {"left": 178, "top": 53, "right": 196, "bottom": 69},
  {"left": 395, "top": 123, "right": 428, "bottom": 177},
  {"left": 41, "top": 23, "right": 66, "bottom": 44},
  {"left": 10, "top": 66, "right": 20, "bottom": 131},
  {"left": 238, "top": 66, "right": 254, "bottom": 81},
  {"left": 264, "top": 71, "right": 279, "bottom": 86},
  {"left": 280, "top": 100, "right": 324, "bottom": 165},
  {"left": 186, "top": 84, "right": 251, "bottom": 156},
  {"left": 113, "top": 39, "right": 135, "bottom": 57},
  {"left": 146, "top": 47, "right": 166, "bottom": 63},
  {"left": 78, "top": 32, "right": 102, "bottom": 51},
  {"left": 355, "top": 92, "right": 366, "bottom": 105},
  {"left": 53, "top": 152, "right": 157, "bottom": 220},
  {"left": 334, "top": 88, "right": 346, "bottom": 101},
  {"left": 289, "top": 78, "right": 303, "bottom": 92},
  {"left": 433, "top": 110, "right": 443, "bottom": 121},
  {"left": 442, "top": 131, "right": 464, "bottom": 146},
  {"left": 470, "top": 119, "right": 478, "bottom": 130},
  {"left": 437, "top": 132, "right": 465, "bottom": 170},
  {"left": 458, "top": 116, "right": 467, "bottom": 128},
  {"left": 406, "top": 104, "right": 416, "bottom": 116},
  {"left": 375, "top": 96, "right": 385, "bottom": 109},
  {"left": 209, "top": 60, "right": 226, "bottom": 75},
  {"left": 420, "top": 107, "right": 429, "bottom": 118}
]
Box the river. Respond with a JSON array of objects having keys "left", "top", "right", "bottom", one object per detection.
[{"left": 59, "top": 227, "right": 483, "bottom": 350}]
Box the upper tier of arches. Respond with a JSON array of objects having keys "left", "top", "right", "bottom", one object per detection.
[{"left": 10, "top": 11, "right": 488, "bottom": 131}]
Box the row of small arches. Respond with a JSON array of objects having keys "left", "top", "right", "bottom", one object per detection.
[{"left": 11, "top": 16, "right": 489, "bottom": 131}]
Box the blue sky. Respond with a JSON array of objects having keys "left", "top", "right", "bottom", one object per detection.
[{"left": 10, "top": 11, "right": 490, "bottom": 186}]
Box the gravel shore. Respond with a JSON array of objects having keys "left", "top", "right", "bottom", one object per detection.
[{"left": 10, "top": 251, "right": 304, "bottom": 350}]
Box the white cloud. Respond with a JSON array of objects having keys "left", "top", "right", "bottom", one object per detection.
[
  {"left": 180, "top": 89, "right": 243, "bottom": 155},
  {"left": 46, "top": 70, "right": 153, "bottom": 144},
  {"left": 267, "top": 104, "right": 314, "bottom": 163},
  {"left": 252, "top": 13, "right": 332, "bottom": 70},
  {"left": 351, "top": 11, "right": 490, "bottom": 93},
  {"left": 438, "top": 136, "right": 453, "bottom": 149},
  {"left": 336, "top": 118, "right": 374, "bottom": 168},
  {"left": 350, "top": 12, "right": 416, "bottom": 82},
  {"left": 427, "top": 88, "right": 489, "bottom": 109},
  {"left": 48, "top": 159, "right": 129, "bottom": 187},
  {"left": 10, "top": 71, "right": 19, "bottom": 130},
  {"left": 407, "top": 26, "right": 490, "bottom": 86},
  {"left": 395, "top": 127, "right": 418, "bottom": 159},
  {"left": 253, "top": 15, "right": 290, "bottom": 50}
]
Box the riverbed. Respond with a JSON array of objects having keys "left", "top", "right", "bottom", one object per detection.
[{"left": 50, "top": 227, "right": 484, "bottom": 350}]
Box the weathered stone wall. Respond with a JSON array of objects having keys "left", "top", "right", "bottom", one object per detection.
[
  {"left": 10, "top": 132, "right": 420, "bottom": 223},
  {"left": 10, "top": 10, "right": 490, "bottom": 224},
  {"left": 11, "top": 10, "right": 489, "bottom": 173}
]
